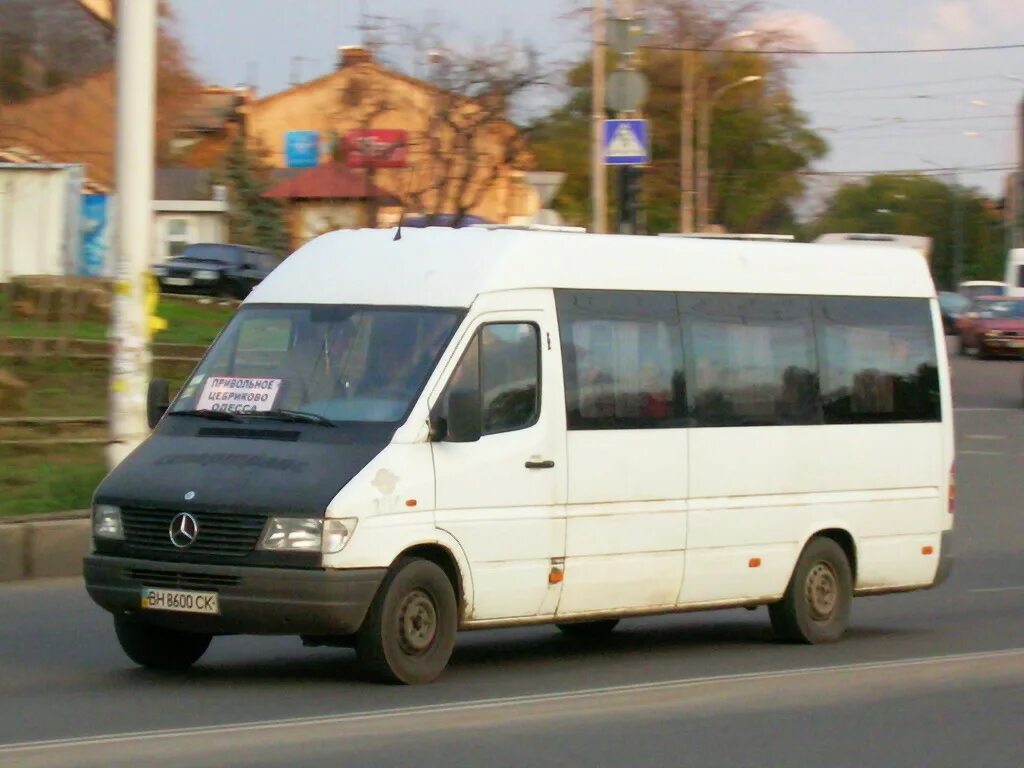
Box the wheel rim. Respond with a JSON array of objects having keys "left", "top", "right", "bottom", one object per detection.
[
  {"left": 804, "top": 561, "right": 839, "bottom": 621},
  {"left": 397, "top": 589, "right": 438, "bottom": 655}
]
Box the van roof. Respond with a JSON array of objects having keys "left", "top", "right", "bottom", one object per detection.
[{"left": 247, "top": 228, "right": 936, "bottom": 308}]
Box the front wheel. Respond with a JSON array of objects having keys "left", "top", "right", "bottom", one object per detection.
[
  {"left": 356, "top": 558, "right": 458, "bottom": 684},
  {"left": 113, "top": 616, "right": 212, "bottom": 670},
  {"left": 769, "top": 537, "right": 853, "bottom": 644}
]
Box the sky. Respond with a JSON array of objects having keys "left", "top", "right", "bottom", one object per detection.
[{"left": 171, "top": 0, "right": 1024, "bottom": 199}]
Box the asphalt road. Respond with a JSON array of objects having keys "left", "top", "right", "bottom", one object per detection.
[{"left": 2, "top": 341, "right": 1023, "bottom": 768}]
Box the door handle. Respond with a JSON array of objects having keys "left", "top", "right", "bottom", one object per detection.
[{"left": 525, "top": 459, "right": 555, "bottom": 469}]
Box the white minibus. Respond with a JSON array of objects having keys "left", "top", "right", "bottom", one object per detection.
[{"left": 85, "top": 228, "right": 954, "bottom": 684}]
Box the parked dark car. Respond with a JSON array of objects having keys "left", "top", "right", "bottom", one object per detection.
[
  {"left": 937, "top": 291, "right": 969, "bottom": 335},
  {"left": 955, "top": 296, "right": 1024, "bottom": 358},
  {"left": 152, "top": 243, "right": 280, "bottom": 299}
]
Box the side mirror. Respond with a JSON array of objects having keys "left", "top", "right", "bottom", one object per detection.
[
  {"left": 147, "top": 378, "right": 170, "bottom": 429},
  {"left": 445, "top": 389, "right": 482, "bottom": 443}
]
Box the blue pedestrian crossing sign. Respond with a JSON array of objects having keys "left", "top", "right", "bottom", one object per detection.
[{"left": 603, "top": 119, "right": 649, "bottom": 165}]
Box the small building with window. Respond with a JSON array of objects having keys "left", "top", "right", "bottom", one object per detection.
[{"left": 153, "top": 168, "right": 229, "bottom": 263}]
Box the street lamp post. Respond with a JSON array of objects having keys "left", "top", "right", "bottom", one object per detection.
[{"left": 696, "top": 75, "right": 761, "bottom": 231}]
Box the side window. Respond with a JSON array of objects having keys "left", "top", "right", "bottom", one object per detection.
[
  {"left": 680, "top": 293, "right": 820, "bottom": 427},
  {"left": 438, "top": 322, "right": 540, "bottom": 437},
  {"left": 556, "top": 289, "right": 685, "bottom": 429},
  {"left": 816, "top": 297, "right": 939, "bottom": 423}
]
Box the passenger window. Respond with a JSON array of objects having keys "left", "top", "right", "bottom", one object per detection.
[
  {"left": 439, "top": 323, "right": 540, "bottom": 437},
  {"left": 680, "top": 294, "right": 820, "bottom": 427},
  {"left": 556, "top": 290, "right": 685, "bottom": 429},
  {"left": 816, "top": 297, "right": 939, "bottom": 423}
]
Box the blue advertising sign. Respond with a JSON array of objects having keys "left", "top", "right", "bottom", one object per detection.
[
  {"left": 603, "top": 119, "right": 650, "bottom": 165},
  {"left": 284, "top": 130, "right": 320, "bottom": 168},
  {"left": 79, "top": 194, "right": 109, "bottom": 276}
]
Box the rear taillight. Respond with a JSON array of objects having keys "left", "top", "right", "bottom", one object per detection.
[{"left": 948, "top": 463, "right": 956, "bottom": 516}]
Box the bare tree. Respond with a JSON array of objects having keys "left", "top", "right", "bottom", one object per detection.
[{"left": 336, "top": 25, "right": 552, "bottom": 227}]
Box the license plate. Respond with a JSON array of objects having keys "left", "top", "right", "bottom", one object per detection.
[
  {"left": 1009, "top": 340, "right": 1024, "bottom": 348},
  {"left": 141, "top": 587, "right": 219, "bottom": 615},
  {"left": 163, "top": 277, "right": 193, "bottom": 286}
]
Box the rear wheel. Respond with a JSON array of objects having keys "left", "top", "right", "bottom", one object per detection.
[
  {"left": 113, "top": 616, "right": 212, "bottom": 670},
  {"left": 769, "top": 537, "right": 853, "bottom": 644},
  {"left": 356, "top": 558, "right": 458, "bottom": 684},
  {"left": 556, "top": 619, "right": 620, "bottom": 639}
]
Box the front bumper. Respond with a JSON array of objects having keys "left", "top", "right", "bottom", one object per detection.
[
  {"left": 84, "top": 555, "right": 386, "bottom": 636},
  {"left": 980, "top": 337, "right": 1024, "bottom": 356}
]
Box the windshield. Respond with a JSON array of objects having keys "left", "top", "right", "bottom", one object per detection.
[
  {"left": 938, "top": 292, "right": 969, "bottom": 313},
  {"left": 981, "top": 300, "right": 1024, "bottom": 320},
  {"left": 960, "top": 284, "right": 1006, "bottom": 301},
  {"left": 171, "top": 305, "right": 462, "bottom": 423},
  {"left": 179, "top": 245, "right": 241, "bottom": 264}
]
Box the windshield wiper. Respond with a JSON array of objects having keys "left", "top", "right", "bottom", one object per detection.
[
  {"left": 167, "top": 409, "right": 245, "bottom": 422},
  {"left": 244, "top": 409, "right": 337, "bottom": 427}
]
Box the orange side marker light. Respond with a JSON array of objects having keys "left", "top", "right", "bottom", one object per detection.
[
  {"left": 405, "top": 499, "right": 417, "bottom": 508},
  {"left": 922, "top": 545, "right": 934, "bottom": 555},
  {"left": 748, "top": 557, "right": 762, "bottom": 568}
]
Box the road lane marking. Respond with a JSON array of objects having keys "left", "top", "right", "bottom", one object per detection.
[
  {"left": 2, "top": 647, "right": 1023, "bottom": 755},
  {"left": 954, "top": 408, "right": 1022, "bottom": 413},
  {"left": 958, "top": 450, "right": 1003, "bottom": 456},
  {"left": 970, "top": 586, "right": 1024, "bottom": 593},
  {"left": 964, "top": 434, "right": 1006, "bottom": 440}
]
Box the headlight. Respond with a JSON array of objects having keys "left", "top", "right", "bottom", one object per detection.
[
  {"left": 259, "top": 517, "right": 322, "bottom": 551},
  {"left": 152, "top": 265, "right": 167, "bottom": 276},
  {"left": 984, "top": 330, "right": 1000, "bottom": 337},
  {"left": 257, "top": 516, "right": 359, "bottom": 553},
  {"left": 193, "top": 269, "right": 219, "bottom": 281},
  {"left": 93, "top": 504, "right": 124, "bottom": 540}
]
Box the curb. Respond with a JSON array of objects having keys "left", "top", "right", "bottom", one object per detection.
[{"left": 0, "top": 511, "right": 90, "bottom": 583}]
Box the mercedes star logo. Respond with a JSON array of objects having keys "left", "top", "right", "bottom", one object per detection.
[{"left": 169, "top": 512, "right": 199, "bottom": 549}]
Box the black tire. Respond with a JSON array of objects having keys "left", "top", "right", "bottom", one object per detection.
[
  {"left": 113, "top": 616, "right": 212, "bottom": 671},
  {"left": 769, "top": 537, "right": 853, "bottom": 644},
  {"left": 355, "top": 558, "right": 458, "bottom": 684},
  {"left": 556, "top": 619, "right": 620, "bottom": 638}
]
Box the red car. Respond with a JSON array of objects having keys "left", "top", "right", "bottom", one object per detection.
[{"left": 956, "top": 296, "right": 1024, "bottom": 358}]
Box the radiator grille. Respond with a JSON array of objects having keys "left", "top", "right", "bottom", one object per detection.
[{"left": 121, "top": 507, "right": 266, "bottom": 557}]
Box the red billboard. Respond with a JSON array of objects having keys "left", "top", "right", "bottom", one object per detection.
[{"left": 344, "top": 129, "right": 409, "bottom": 168}]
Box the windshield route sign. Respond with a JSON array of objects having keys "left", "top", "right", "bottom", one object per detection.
[{"left": 196, "top": 377, "right": 282, "bottom": 414}]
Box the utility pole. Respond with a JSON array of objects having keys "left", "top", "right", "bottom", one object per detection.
[
  {"left": 679, "top": 48, "right": 695, "bottom": 233},
  {"left": 590, "top": 2, "right": 607, "bottom": 234},
  {"left": 952, "top": 175, "right": 965, "bottom": 288},
  {"left": 108, "top": 0, "right": 157, "bottom": 469},
  {"left": 1016, "top": 93, "right": 1024, "bottom": 249}
]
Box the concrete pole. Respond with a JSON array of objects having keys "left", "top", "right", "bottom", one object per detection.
[
  {"left": 107, "top": 0, "right": 157, "bottom": 469},
  {"left": 590, "top": 1, "right": 607, "bottom": 234},
  {"left": 679, "top": 49, "right": 695, "bottom": 233},
  {"left": 696, "top": 76, "right": 711, "bottom": 232},
  {"left": 1016, "top": 95, "right": 1024, "bottom": 249}
]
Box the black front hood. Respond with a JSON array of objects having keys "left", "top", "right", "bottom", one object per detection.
[{"left": 95, "top": 419, "right": 395, "bottom": 515}]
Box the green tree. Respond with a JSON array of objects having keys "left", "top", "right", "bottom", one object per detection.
[
  {"left": 214, "top": 136, "right": 291, "bottom": 255},
  {"left": 812, "top": 174, "right": 1005, "bottom": 289}
]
